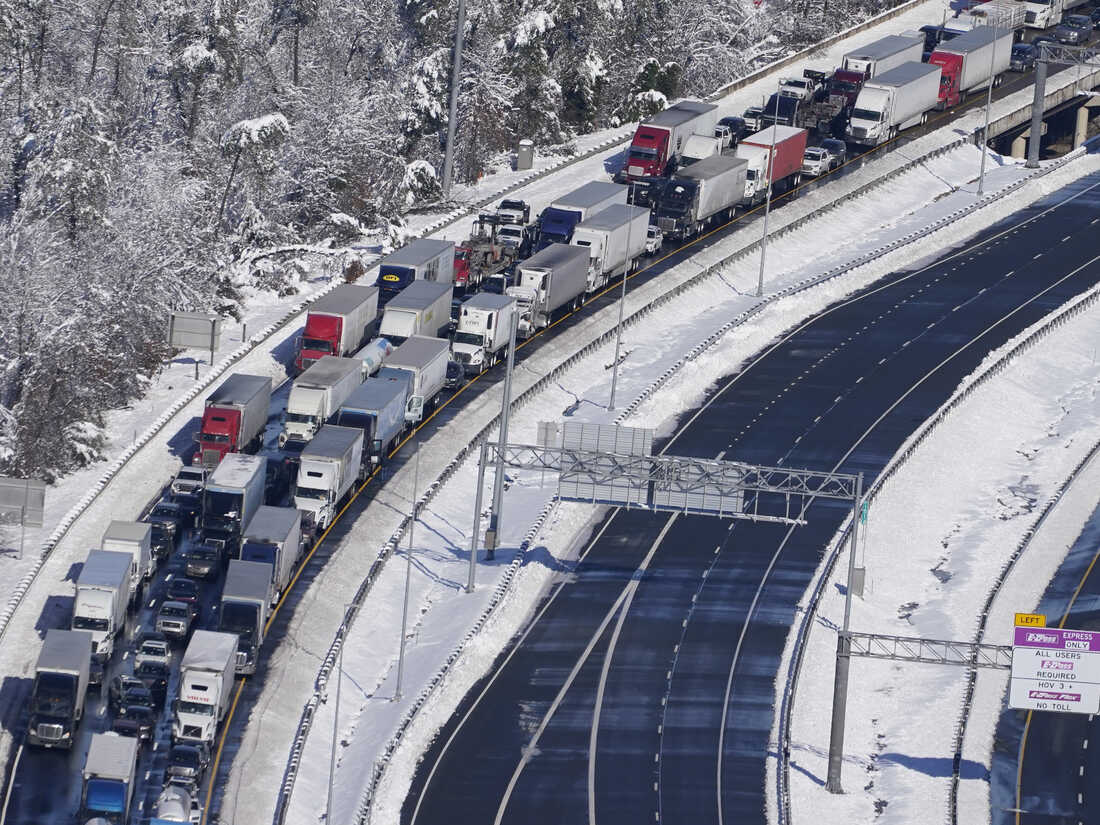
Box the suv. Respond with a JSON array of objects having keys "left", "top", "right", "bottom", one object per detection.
[
  {"left": 135, "top": 631, "right": 171, "bottom": 667},
  {"left": 801, "top": 147, "right": 832, "bottom": 177},
  {"left": 1010, "top": 43, "right": 1037, "bottom": 72},
  {"left": 1054, "top": 14, "right": 1091, "bottom": 44},
  {"left": 644, "top": 225, "right": 664, "bottom": 256},
  {"left": 157, "top": 600, "right": 195, "bottom": 641},
  {"left": 819, "top": 138, "right": 848, "bottom": 168}
]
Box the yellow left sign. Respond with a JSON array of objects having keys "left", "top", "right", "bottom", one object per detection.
[{"left": 1014, "top": 613, "right": 1046, "bottom": 627}]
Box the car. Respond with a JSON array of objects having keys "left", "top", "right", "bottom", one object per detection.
[
  {"left": 134, "top": 660, "right": 170, "bottom": 708},
  {"left": 801, "top": 147, "right": 832, "bottom": 177},
  {"left": 172, "top": 491, "right": 202, "bottom": 525},
  {"left": 742, "top": 106, "right": 764, "bottom": 133},
  {"left": 1092, "top": 6, "right": 1100, "bottom": 28},
  {"left": 166, "top": 743, "right": 210, "bottom": 785},
  {"left": 717, "top": 116, "right": 749, "bottom": 146},
  {"left": 144, "top": 501, "right": 189, "bottom": 559},
  {"left": 108, "top": 675, "right": 154, "bottom": 716},
  {"left": 166, "top": 576, "right": 200, "bottom": 605},
  {"left": 1054, "top": 14, "right": 1091, "bottom": 44},
  {"left": 444, "top": 360, "right": 465, "bottom": 390},
  {"left": 1010, "top": 43, "right": 1037, "bottom": 72},
  {"left": 135, "top": 630, "right": 171, "bottom": 667},
  {"left": 112, "top": 704, "right": 155, "bottom": 743},
  {"left": 184, "top": 540, "right": 222, "bottom": 579},
  {"left": 156, "top": 599, "right": 195, "bottom": 641},
  {"left": 819, "top": 138, "right": 848, "bottom": 167},
  {"left": 171, "top": 465, "right": 209, "bottom": 496},
  {"left": 644, "top": 225, "right": 664, "bottom": 255}
]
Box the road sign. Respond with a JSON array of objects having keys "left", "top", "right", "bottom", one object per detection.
[
  {"left": 0, "top": 476, "right": 45, "bottom": 527},
  {"left": 1010, "top": 626, "right": 1100, "bottom": 714},
  {"left": 1015, "top": 613, "right": 1046, "bottom": 627}
]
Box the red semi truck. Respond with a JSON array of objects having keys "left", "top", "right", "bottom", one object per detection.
[
  {"left": 928, "top": 26, "right": 1013, "bottom": 109},
  {"left": 295, "top": 284, "right": 379, "bottom": 372},
  {"left": 193, "top": 373, "right": 273, "bottom": 467},
  {"left": 620, "top": 101, "right": 718, "bottom": 181}
]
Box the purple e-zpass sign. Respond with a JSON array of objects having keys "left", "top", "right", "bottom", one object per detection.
[{"left": 1010, "top": 626, "right": 1100, "bottom": 714}]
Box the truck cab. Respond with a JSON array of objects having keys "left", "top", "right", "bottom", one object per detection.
[
  {"left": 298, "top": 314, "right": 343, "bottom": 368},
  {"left": 194, "top": 408, "right": 241, "bottom": 465},
  {"left": 80, "top": 733, "right": 138, "bottom": 825},
  {"left": 624, "top": 129, "right": 670, "bottom": 178},
  {"left": 27, "top": 629, "right": 92, "bottom": 749},
  {"left": 217, "top": 560, "right": 271, "bottom": 675}
]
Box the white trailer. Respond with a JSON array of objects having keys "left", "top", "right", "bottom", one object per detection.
[
  {"left": 334, "top": 378, "right": 409, "bottom": 464},
  {"left": 296, "top": 284, "right": 378, "bottom": 371},
  {"left": 570, "top": 204, "right": 650, "bottom": 292},
  {"left": 538, "top": 182, "right": 629, "bottom": 247},
  {"left": 950, "top": 1, "right": 1026, "bottom": 32},
  {"left": 655, "top": 155, "right": 747, "bottom": 240},
  {"left": 101, "top": 520, "right": 154, "bottom": 597},
  {"left": 377, "top": 239, "right": 455, "bottom": 302},
  {"left": 27, "top": 629, "right": 92, "bottom": 749},
  {"left": 174, "top": 630, "right": 238, "bottom": 744},
  {"left": 72, "top": 549, "right": 131, "bottom": 661},
  {"left": 378, "top": 280, "right": 453, "bottom": 345},
  {"left": 294, "top": 425, "right": 365, "bottom": 532},
  {"left": 841, "top": 33, "right": 924, "bottom": 78},
  {"left": 218, "top": 560, "right": 272, "bottom": 675},
  {"left": 451, "top": 294, "right": 518, "bottom": 374},
  {"left": 385, "top": 335, "right": 450, "bottom": 422},
  {"left": 680, "top": 134, "right": 723, "bottom": 166},
  {"left": 200, "top": 453, "right": 267, "bottom": 558},
  {"left": 929, "top": 26, "right": 1013, "bottom": 109},
  {"left": 279, "top": 355, "right": 364, "bottom": 447},
  {"left": 241, "top": 505, "right": 302, "bottom": 604},
  {"left": 847, "top": 62, "right": 941, "bottom": 145},
  {"left": 508, "top": 244, "right": 590, "bottom": 337}
]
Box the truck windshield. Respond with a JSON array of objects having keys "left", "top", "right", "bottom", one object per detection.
[
  {"left": 32, "top": 672, "right": 75, "bottom": 716},
  {"left": 851, "top": 108, "right": 881, "bottom": 122},
  {"left": 72, "top": 616, "right": 109, "bottom": 632},
  {"left": 301, "top": 338, "right": 332, "bottom": 353},
  {"left": 161, "top": 605, "right": 188, "bottom": 619},
  {"left": 284, "top": 411, "right": 316, "bottom": 424},
  {"left": 453, "top": 332, "right": 485, "bottom": 346},
  {"left": 177, "top": 700, "right": 215, "bottom": 715},
  {"left": 199, "top": 432, "right": 230, "bottom": 444},
  {"left": 629, "top": 146, "right": 658, "bottom": 161},
  {"left": 296, "top": 486, "right": 328, "bottom": 500},
  {"left": 85, "top": 778, "right": 127, "bottom": 813},
  {"left": 831, "top": 80, "right": 859, "bottom": 94},
  {"left": 205, "top": 491, "right": 243, "bottom": 519},
  {"left": 220, "top": 603, "right": 259, "bottom": 643},
  {"left": 335, "top": 410, "right": 375, "bottom": 435},
  {"left": 241, "top": 542, "right": 278, "bottom": 568}
]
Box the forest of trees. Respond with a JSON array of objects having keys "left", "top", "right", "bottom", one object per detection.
[{"left": 0, "top": 0, "right": 897, "bottom": 479}]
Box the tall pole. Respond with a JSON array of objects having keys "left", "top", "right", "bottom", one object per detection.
[
  {"left": 326, "top": 622, "right": 345, "bottom": 823},
  {"left": 487, "top": 311, "right": 519, "bottom": 561},
  {"left": 440, "top": 0, "right": 467, "bottom": 198},
  {"left": 1026, "top": 57, "right": 1047, "bottom": 169},
  {"left": 755, "top": 81, "right": 782, "bottom": 297},
  {"left": 608, "top": 186, "right": 636, "bottom": 411},
  {"left": 466, "top": 442, "right": 490, "bottom": 593},
  {"left": 825, "top": 472, "right": 864, "bottom": 794},
  {"left": 395, "top": 434, "right": 420, "bottom": 701},
  {"left": 976, "top": 32, "right": 997, "bottom": 196}
]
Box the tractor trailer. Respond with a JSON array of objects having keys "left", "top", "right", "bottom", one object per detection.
[
  {"left": 377, "top": 239, "right": 455, "bottom": 304},
  {"left": 508, "top": 244, "right": 590, "bottom": 337},
  {"left": 334, "top": 378, "right": 408, "bottom": 464},
  {"left": 620, "top": 101, "right": 719, "bottom": 181},
  {"left": 928, "top": 26, "right": 1013, "bottom": 109},
  {"left": 279, "top": 355, "right": 364, "bottom": 447},
  {"left": 173, "top": 630, "right": 238, "bottom": 744},
  {"left": 80, "top": 732, "right": 138, "bottom": 824},
  {"left": 451, "top": 293, "right": 518, "bottom": 375},
  {"left": 654, "top": 155, "right": 747, "bottom": 240},
  {"left": 735, "top": 126, "right": 809, "bottom": 206},
  {"left": 378, "top": 281, "right": 453, "bottom": 345},
  {"left": 537, "top": 182, "right": 628, "bottom": 248},
  {"left": 385, "top": 336, "right": 450, "bottom": 423},
  {"left": 847, "top": 62, "right": 941, "bottom": 145},
  {"left": 294, "top": 425, "right": 365, "bottom": 533},
  {"left": 295, "top": 284, "right": 379, "bottom": 371},
  {"left": 27, "top": 629, "right": 92, "bottom": 749},
  {"left": 193, "top": 373, "right": 272, "bottom": 467},
  {"left": 218, "top": 560, "right": 273, "bottom": 675},
  {"left": 72, "top": 550, "right": 131, "bottom": 662},
  {"left": 199, "top": 453, "right": 267, "bottom": 562},
  {"left": 241, "top": 505, "right": 302, "bottom": 603}
]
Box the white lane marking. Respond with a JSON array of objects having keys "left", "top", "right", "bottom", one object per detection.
[{"left": 1063, "top": 236, "right": 1072, "bottom": 242}]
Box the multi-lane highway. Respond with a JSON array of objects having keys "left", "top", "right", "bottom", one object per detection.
[{"left": 404, "top": 168, "right": 1100, "bottom": 825}]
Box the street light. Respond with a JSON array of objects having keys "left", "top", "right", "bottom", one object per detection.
[
  {"left": 976, "top": 30, "right": 999, "bottom": 196},
  {"left": 756, "top": 79, "right": 783, "bottom": 297},
  {"left": 395, "top": 432, "right": 421, "bottom": 702},
  {"left": 608, "top": 182, "right": 637, "bottom": 411}
]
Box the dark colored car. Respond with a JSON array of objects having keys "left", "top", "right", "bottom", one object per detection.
[
  {"left": 184, "top": 540, "right": 222, "bottom": 579},
  {"left": 166, "top": 576, "right": 200, "bottom": 605},
  {"left": 135, "top": 660, "right": 170, "bottom": 708},
  {"left": 1010, "top": 43, "right": 1037, "bottom": 72},
  {"left": 112, "top": 704, "right": 155, "bottom": 743},
  {"left": 819, "top": 138, "right": 848, "bottom": 167},
  {"left": 717, "top": 115, "right": 749, "bottom": 146},
  {"left": 1092, "top": 6, "right": 1100, "bottom": 28},
  {"left": 172, "top": 491, "right": 202, "bottom": 525},
  {"left": 445, "top": 360, "right": 465, "bottom": 390},
  {"left": 108, "top": 676, "right": 154, "bottom": 716},
  {"left": 166, "top": 743, "right": 210, "bottom": 785},
  {"left": 143, "top": 502, "right": 188, "bottom": 561},
  {"left": 1054, "top": 14, "right": 1091, "bottom": 44}
]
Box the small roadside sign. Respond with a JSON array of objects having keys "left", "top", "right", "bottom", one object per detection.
[{"left": 1015, "top": 613, "right": 1046, "bottom": 627}]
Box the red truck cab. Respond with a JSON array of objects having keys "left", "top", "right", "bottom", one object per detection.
[
  {"left": 295, "top": 314, "right": 343, "bottom": 371},
  {"left": 625, "top": 129, "right": 670, "bottom": 179},
  {"left": 453, "top": 247, "right": 471, "bottom": 291},
  {"left": 194, "top": 408, "right": 241, "bottom": 464},
  {"left": 928, "top": 52, "right": 963, "bottom": 108},
  {"left": 828, "top": 69, "right": 866, "bottom": 107}
]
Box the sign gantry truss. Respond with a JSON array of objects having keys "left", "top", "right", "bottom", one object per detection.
[{"left": 847, "top": 631, "right": 1012, "bottom": 670}]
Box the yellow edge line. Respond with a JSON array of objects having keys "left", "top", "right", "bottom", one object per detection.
[{"left": 202, "top": 676, "right": 247, "bottom": 825}]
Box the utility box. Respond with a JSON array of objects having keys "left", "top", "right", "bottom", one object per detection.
[{"left": 517, "top": 140, "right": 535, "bottom": 171}]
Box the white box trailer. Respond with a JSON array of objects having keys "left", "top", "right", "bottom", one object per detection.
[
  {"left": 295, "top": 425, "right": 364, "bottom": 532},
  {"left": 929, "top": 26, "right": 1013, "bottom": 108},
  {"left": 174, "top": 630, "right": 238, "bottom": 744},
  {"left": 101, "top": 520, "right": 154, "bottom": 596},
  {"left": 334, "top": 378, "right": 409, "bottom": 464},
  {"left": 200, "top": 453, "right": 267, "bottom": 558},
  {"left": 386, "top": 335, "right": 450, "bottom": 423},
  {"left": 571, "top": 204, "right": 650, "bottom": 292},
  {"left": 841, "top": 33, "right": 924, "bottom": 78},
  {"left": 377, "top": 239, "right": 455, "bottom": 303},
  {"left": 279, "top": 355, "right": 364, "bottom": 447},
  {"left": 538, "top": 181, "right": 629, "bottom": 247},
  {"left": 847, "top": 62, "right": 941, "bottom": 145},
  {"left": 72, "top": 549, "right": 131, "bottom": 661},
  {"left": 508, "top": 244, "right": 590, "bottom": 337},
  {"left": 378, "top": 280, "right": 453, "bottom": 345},
  {"left": 296, "top": 284, "right": 378, "bottom": 371},
  {"left": 656, "top": 154, "right": 747, "bottom": 240},
  {"left": 451, "top": 294, "right": 518, "bottom": 374},
  {"left": 241, "top": 505, "right": 302, "bottom": 604}
]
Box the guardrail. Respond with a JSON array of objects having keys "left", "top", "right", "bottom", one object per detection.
[{"left": 775, "top": 144, "right": 1099, "bottom": 825}]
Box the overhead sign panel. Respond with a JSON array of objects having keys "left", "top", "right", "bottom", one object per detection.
[{"left": 1009, "top": 626, "right": 1100, "bottom": 714}]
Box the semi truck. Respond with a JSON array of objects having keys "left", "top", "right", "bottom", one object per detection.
[
  {"left": 385, "top": 335, "right": 450, "bottom": 423},
  {"left": 507, "top": 244, "right": 590, "bottom": 337},
  {"left": 451, "top": 293, "right": 518, "bottom": 375},
  {"left": 192, "top": 373, "right": 272, "bottom": 468},
  {"left": 929, "top": 26, "right": 1013, "bottom": 109},
  {"left": 654, "top": 155, "right": 747, "bottom": 240},
  {"left": 847, "top": 62, "right": 941, "bottom": 145},
  {"left": 537, "top": 182, "right": 628, "bottom": 249},
  {"left": 333, "top": 378, "right": 409, "bottom": 464},
  {"left": 295, "top": 284, "right": 379, "bottom": 372},
  {"left": 241, "top": 505, "right": 302, "bottom": 603},
  {"left": 735, "top": 126, "right": 809, "bottom": 207},
  {"left": 173, "top": 630, "right": 238, "bottom": 744},
  {"left": 821, "top": 33, "right": 926, "bottom": 126},
  {"left": 80, "top": 732, "right": 138, "bottom": 824},
  {"left": 377, "top": 239, "right": 455, "bottom": 304},
  {"left": 72, "top": 550, "right": 131, "bottom": 661},
  {"left": 279, "top": 355, "right": 364, "bottom": 448},
  {"left": 570, "top": 203, "right": 650, "bottom": 291},
  {"left": 27, "top": 629, "right": 92, "bottom": 749},
  {"left": 199, "top": 453, "right": 267, "bottom": 560},
  {"left": 218, "top": 560, "right": 273, "bottom": 675},
  {"left": 620, "top": 101, "right": 719, "bottom": 181},
  {"left": 294, "top": 425, "right": 365, "bottom": 533},
  {"left": 101, "top": 521, "right": 154, "bottom": 599},
  {"left": 378, "top": 280, "right": 453, "bottom": 345}
]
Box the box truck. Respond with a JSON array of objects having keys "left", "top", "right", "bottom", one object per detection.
[
  {"left": 620, "top": 101, "right": 720, "bottom": 181},
  {"left": 72, "top": 550, "right": 131, "bottom": 662},
  {"left": 27, "top": 629, "right": 92, "bottom": 749},
  {"left": 192, "top": 373, "right": 272, "bottom": 468},
  {"left": 570, "top": 204, "right": 650, "bottom": 291},
  {"left": 199, "top": 453, "right": 267, "bottom": 563},
  {"left": 508, "top": 244, "right": 590, "bottom": 337},
  {"left": 294, "top": 425, "right": 365, "bottom": 533},
  {"left": 385, "top": 336, "right": 450, "bottom": 423},
  {"left": 80, "top": 733, "right": 138, "bottom": 824},
  {"left": 847, "top": 62, "right": 941, "bottom": 145},
  {"left": 929, "top": 26, "right": 1013, "bottom": 109},
  {"left": 736, "top": 126, "right": 809, "bottom": 206},
  {"left": 101, "top": 520, "right": 154, "bottom": 597},
  {"left": 279, "top": 355, "right": 363, "bottom": 448},
  {"left": 295, "top": 284, "right": 379, "bottom": 372},
  {"left": 218, "top": 560, "right": 273, "bottom": 675},
  {"left": 451, "top": 293, "right": 518, "bottom": 374},
  {"left": 173, "top": 630, "right": 238, "bottom": 744},
  {"left": 537, "top": 182, "right": 629, "bottom": 249},
  {"left": 378, "top": 280, "right": 453, "bottom": 345},
  {"left": 654, "top": 155, "right": 747, "bottom": 240},
  {"left": 377, "top": 239, "right": 455, "bottom": 304},
  {"left": 241, "top": 505, "right": 302, "bottom": 603},
  {"left": 334, "top": 377, "right": 409, "bottom": 464}
]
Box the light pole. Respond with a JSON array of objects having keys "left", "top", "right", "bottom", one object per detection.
[
  {"left": 395, "top": 432, "right": 421, "bottom": 702},
  {"left": 440, "top": 0, "right": 467, "bottom": 198},
  {"left": 976, "top": 31, "right": 998, "bottom": 196},
  {"left": 326, "top": 610, "right": 347, "bottom": 823},
  {"left": 486, "top": 310, "right": 519, "bottom": 562},
  {"left": 755, "top": 80, "right": 783, "bottom": 297},
  {"left": 608, "top": 184, "right": 637, "bottom": 411}
]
